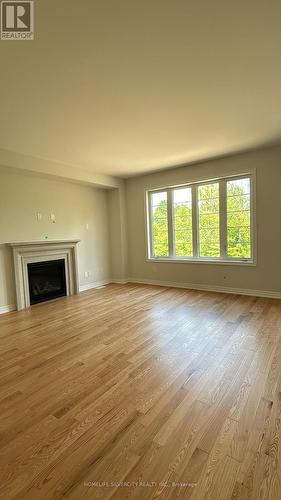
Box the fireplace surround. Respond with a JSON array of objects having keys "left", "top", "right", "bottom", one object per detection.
[{"left": 8, "top": 240, "right": 80, "bottom": 310}]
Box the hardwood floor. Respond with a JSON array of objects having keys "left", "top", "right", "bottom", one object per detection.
[{"left": 0, "top": 283, "right": 281, "bottom": 500}]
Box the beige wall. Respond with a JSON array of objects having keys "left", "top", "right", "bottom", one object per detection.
[
  {"left": 0, "top": 167, "right": 111, "bottom": 308},
  {"left": 108, "top": 183, "right": 128, "bottom": 282},
  {"left": 1, "top": 145, "right": 280, "bottom": 310},
  {"left": 125, "top": 145, "right": 281, "bottom": 296}
]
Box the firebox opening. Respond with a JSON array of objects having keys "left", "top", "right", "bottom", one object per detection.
[{"left": 27, "top": 259, "right": 67, "bottom": 305}]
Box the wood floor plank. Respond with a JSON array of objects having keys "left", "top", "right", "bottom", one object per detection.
[{"left": 0, "top": 283, "right": 280, "bottom": 500}]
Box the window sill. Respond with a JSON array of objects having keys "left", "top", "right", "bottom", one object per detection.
[{"left": 146, "top": 257, "right": 256, "bottom": 266}]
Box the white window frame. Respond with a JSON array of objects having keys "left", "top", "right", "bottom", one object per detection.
[{"left": 145, "top": 171, "right": 256, "bottom": 266}]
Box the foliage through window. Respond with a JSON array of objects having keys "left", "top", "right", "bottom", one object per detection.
[
  {"left": 227, "top": 178, "right": 251, "bottom": 259},
  {"left": 151, "top": 191, "right": 168, "bottom": 257},
  {"left": 148, "top": 175, "right": 253, "bottom": 262},
  {"left": 198, "top": 183, "right": 220, "bottom": 258},
  {"left": 173, "top": 188, "right": 193, "bottom": 257}
]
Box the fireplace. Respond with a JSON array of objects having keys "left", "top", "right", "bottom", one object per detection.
[
  {"left": 27, "top": 259, "right": 67, "bottom": 305},
  {"left": 9, "top": 240, "right": 79, "bottom": 310}
]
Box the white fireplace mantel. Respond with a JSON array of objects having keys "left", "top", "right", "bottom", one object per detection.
[{"left": 8, "top": 240, "right": 80, "bottom": 310}]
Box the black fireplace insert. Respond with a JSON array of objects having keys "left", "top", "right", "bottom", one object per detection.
[{"left": 27, "top": 259, "right": 67, "bottom": 305}]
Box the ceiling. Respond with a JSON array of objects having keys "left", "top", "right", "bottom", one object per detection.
[{"left": 0, "top": 0, "right": 281, "bottom": 177}]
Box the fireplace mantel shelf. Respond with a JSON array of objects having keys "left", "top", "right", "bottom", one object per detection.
[{"left": 8, "top": 239, "right": 80, "bottom": 247}]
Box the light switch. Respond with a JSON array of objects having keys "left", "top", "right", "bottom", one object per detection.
[
  {"left": 50, "top": 213, "right": 56, "bottom": 223},
  {"left": 36, "top": 212, "right": 42, "bottom": 221}
]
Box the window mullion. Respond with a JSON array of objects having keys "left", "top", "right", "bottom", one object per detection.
[
  {"left": 167, "top": 189, "right": 174, "bottom": 257},
  {"left": 192, "top": 185, "right": 199, "bottom": 257},
  {"left": 219, "top": 180, "right": 227, "bottom": 259}
]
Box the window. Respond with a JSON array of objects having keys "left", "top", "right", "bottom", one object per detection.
[
  {"left": 198, "top": 182, "right": 220, "bottom": 257},
  {"left": 151, "top": 191, "right": 168, "bottom": 257},
  {"left": 173, "top": 187, "right": 193, "bottom": 257},
  {"left": 147, "top": 174, "right": 254, "bottom": 263},
  {"left": 227, "top": 178, "right": 251, "bottom": 259}
]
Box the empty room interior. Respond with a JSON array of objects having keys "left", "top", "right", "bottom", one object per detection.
[{"left": 1, "top": 1, "right": 281, "bottom": 499}]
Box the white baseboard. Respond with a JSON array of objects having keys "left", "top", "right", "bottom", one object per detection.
[
  {"left": 1, "top": 278, "right": 279, "bottom": 316},
  {"left": 79, "top": 279, "right": 129, "bottom": 290},
  {"left": 127, "top": 278, "right": 281, "bottom": 299},
  {"left": 111, "top": 279, "right": 129, "bottom": 284},
  {"left": 79, "top": 279, "right": 111, "bottom": 292},
  {"left": 0, "top": 304, "right": 16, "bottom": 315}
]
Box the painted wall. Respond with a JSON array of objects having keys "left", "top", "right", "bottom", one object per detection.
[
  {"left": 108, "top": 183, "right": 128, "bottom": 282},
  {"left": 1, "top": 145, "right": 280, "bottom": 310},
  {"left": 0, "top": 167, "right": 111, "bottom": 309},
  {"left": 125, "top": 145, "right": 281, "bottom": 296}
]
